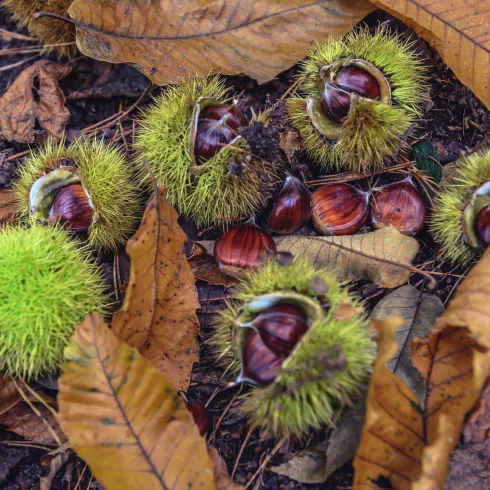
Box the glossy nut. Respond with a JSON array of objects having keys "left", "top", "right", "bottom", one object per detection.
[
  {"left": 268, "top": 176, "right": 311, "bottom": 234},
  {"left": 214, "top": 224, "right": 277, "bottom": 278},
  {"left": 241, "top": 330, "right": 283, "bottom": 386},
  {"left": 252, "top": 304, "right": 308, "bottom": 358},
  {"left": 476, "top": 204, "right": 490, "bottom": 249},
  {"left": 48, "top": 184, "right": 93, "bottom": 232},
  {"left": 200, "top": 104, "right": 248, "bottom": 132},
  {"left": 187, "top": 402, "right": 209, "bottom": 436},
  {"left": 370, "top": 179, "right": 426, "bottom": 234},
  {"left": 311, "top": 183, "right": 369, "bottom": 236}
]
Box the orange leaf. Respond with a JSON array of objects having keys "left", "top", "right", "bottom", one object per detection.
[
  {"left": 66, "top": 0, "right": 374, "bottom": 85},
  {"left": 0, "top": 375, "right": 22, "bottom": 416},
  {"left": 0, "top": 189, "right": 19, "bottom": 227},
  {"left": 112, "top": 187, "right": 200, "bottom": 392},
  {"left": 369, "top": 0, "right": 490, "bottom": 109},
  {"left": 58, "top": 312, "right": 215, "bottom": 490}
]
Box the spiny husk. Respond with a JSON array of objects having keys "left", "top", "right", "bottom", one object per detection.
[
  {"left": 211, "top": 259, "right": 374, "bottom": 439},
  {"left": 2, "top": 0, "right": 76, "bottom": 57},
  {"left": 14, "top": 137, "right": 142, "bottom": 250},
  {"left": 430, "top": 150, "right": 490, "bottom": 265},
  {"left": 0, "top": 223, "right": 108, "bottom": 379},
  {"left": 135, "top": 75, "right": 276, "bottom": 228}
]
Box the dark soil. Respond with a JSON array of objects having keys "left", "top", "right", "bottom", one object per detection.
[{"left": 0, "top": 7, "right": 489, "bottom": 490}]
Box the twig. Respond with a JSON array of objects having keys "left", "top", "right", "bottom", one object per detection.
[
  {"left": 0, "top": 55, "right": 40, "bottom": 73},
  {"left": 232, "top": 426, "right": 253, "bottom": 478},
  {"left": 244, "top": 437, "right": 286, "bottom": 489}
]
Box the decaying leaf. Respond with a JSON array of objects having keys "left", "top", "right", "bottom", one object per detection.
[
  {"left": 0, "top": 189, "right": 19, "bottom": 226},
  {"left": 58, "top": 312, "right": 216, "bottom": 490},
  {"left": 39, "top": 443, "right": 74, "bottom": 490},
  {"left": 208, "top": 446, "right": 243, "bottom": 490},
  {"left": 463, "top": 382, "right": 490, "bottom": 444},
  {"left": 370, "top": 285, "right": 445, "bottom": 400},
  {"left": 276, "top": 227, "right": 420, "bottom": 288},
  {"left": 112, "top": 187, "right": 200, "bottom": 392},
  {"left": 0, "top": 375, "right": 22, "bottom": 417},
  {"left": 279, "top": 129, "right": 303, "bottom": 163},
  {"left": 354, "top": 249, "right": 490, "bottom": 489},
  {"left": 67, "top": 0, "right": 374, "bottom": 85},
  {"left": 189, "top": 248, "right": 237, "bottom": 288},
  {"left": 370, "top": 0, "right": 490, "bottom": 109},
  {"left": 0, "top": 60, "right": 71, "bottom": 143}
]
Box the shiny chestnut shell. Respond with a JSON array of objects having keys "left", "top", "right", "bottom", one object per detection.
[
  {"left": 268, "top": 176, "right": 311, "bottom": 234},
  {"left": 311, "top": 183, "right": 369, "bottom": 235},
  {"left": 241, "top": 330, "right": 283, "bottom": 386},
  {"left": 214, "top": 224, "right": 277, "bottom": 278},
  {"left": 187, "top": 402, "right": 209, "bottom": 436},
  {"left": 335, "top": 67, "right": 380, "bottom": 100},
  {"left": 252, "top": 304, "right": 308, "bottom": 358},
  {"left": 48, "top": 183, "right": 93, "bottom": 232},
  {"left": 370, "top": 180, "right": 426, "bottom": 234},
  {"left": 200, "top": 104, "right": 248, "bottom": 132},
  {"left": 476, "top": 204, "right": 490, "bottom": 248},
  {"left": 320, "top": 85, "right": 352, "bottom": 123}
]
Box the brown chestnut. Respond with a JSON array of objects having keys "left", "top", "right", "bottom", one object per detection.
[
  {"left": 241, "top": 330, "right": 283, "bottom": 386},
  {"left": 214, "top": 224, "right": 277, "bottom": 278},
  {"left": 195, "top": 104, "right": 248, "bottom": 161},
  {"left": 252, "top": 304, "right": 308, "bottom": 358},
  {"left": 370, "top": 179, "right": 426, "bottom": 234},
  {"left": 48, "top": 183, "right": 93, "bottom": 232},
  {"left": 268, "top": 176, "right": 311, "bottom": 234},
  {"left": 187, "top": 402, "right": 209, "bottom": 436},
  {"left": 476, "top": 204, "right": 490, "bottom": 248},
  {"left": 320, "top": 66, "right": 380, "bottom": 123},
  {"left": 311, "top": 183, "right": 369, "bottom": 236}
]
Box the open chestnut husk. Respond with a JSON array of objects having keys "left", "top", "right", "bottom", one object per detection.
[
  {"left": 476, "top": 204, "right": 490, "bottom": 248},
  {"left": 370, "top": 179, "right": 426, "bottom": 234},
  {"left": 214, "top": 223, "right": 277, "bottom": 278},
  {"left": 194, "top": 103, "right": 248, "bottom": 161},
  {"left": 268, "top": 176, "right": 311, "bottom": 234},
  {"left": 311, "top": 183, "right": 369, "bottom": 236}
]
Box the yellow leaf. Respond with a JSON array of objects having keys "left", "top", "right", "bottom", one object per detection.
[
  {"left": 66, "top": 0, "right": 374, "bottom": 85},
  {"left": 369, "top": 0, "right": 490, "bottom": 109},
  {"left": 112, "top": 187, "right": 200, "bottom": 392},
  {"left": 58, "top": 312, "right": 216, "bottom": 490}
]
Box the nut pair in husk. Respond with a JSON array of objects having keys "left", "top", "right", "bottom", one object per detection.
[
  {"left": 136, "top": 76, "right": 277, "bottom": 228},
  {"left": 287, "top": 27, "right": 429, "bottom": 172},
  {"left": 212, "top": 259, "right": 374, "bottom": 439},
  {"left": 430, "top": 149, "right": 490, "bottom": 265},
  {"left": 2, "top": 0, "right": 76, "bottom": 57},
  {"left": 15, "top": 138, "right": 142, "bottom": 251}
]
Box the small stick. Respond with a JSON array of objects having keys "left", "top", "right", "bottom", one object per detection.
[
  {"left": 244, "top": 437, "right": 286, "bottom": 489},
  {"left": 231, "top": 426, "right": 254, "bottom": 478}
]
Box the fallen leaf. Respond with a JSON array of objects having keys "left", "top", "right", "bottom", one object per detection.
[
  {"left": 0, "top": 60, "right": 71, "bottom": 143},
  {"left": 39, "top": 443, "right": 74, "bottom": 490},
  {"left": 335, "top": 298, "right": 365, "bottom": 321},
  {"left": 463, "top": 382, "right": 490, "bottom": 444},
  {"left": 67, "top": 0, "right": 374, "bottom": 85},
  {"left": 112, "top": 187, "right": 200, "bottom": 392},
  {"left": 0, "top": 401, "right": 66, "bottom": 445},
  {"left": 370, "top": 285, "right": 445, "bottom": 400},
  {"left": 189, "top": 253, "right": 237, "bottom": 288},
  {"left": 369, "top": 0, "right": 490, "bottom": 109},
  {"left": 0, "top": 375, "right": 22, "bottom": 416},
  {"left": 0, "top": 189, "right": 19, "bottom": 226},
  {"left": 208, "top": 446, "right": 243, "bottom": 490},
  {"left": 279, "top": 129, "right": 302, "bottom": 163},
  {"left": 58, "top": 312, "right": 216, "bottom": 490}
]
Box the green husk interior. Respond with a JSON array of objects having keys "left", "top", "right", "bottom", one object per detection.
[
  {"left": 0, "top": 224, "right": 108, "bottom": 379},
  {"left": 14, "top": 137, "right": 142, "bottom": 250},
  {"left": 212, "top": 259, "right": 374, "bottom": 439}
]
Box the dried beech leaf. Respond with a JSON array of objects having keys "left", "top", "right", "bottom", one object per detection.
[
  {"left": 189, "top": 253, "right": 237, "bottom": 288},
  {"left": 0, "top": 60, "right": 71, "bottom": 143},
  {"left": 207, "top": 446, "right": 243, "bottom": 490},
  {"left": 39, "top": 444, "right": 74, "bottom": 490},
  {"left": 58, "top": 312, "right": 215, "bottom": 490},
  {"left": 370, "top": 0, "right": 490, "bottom": 109},
  {"left": 67, "top": 0, "right": 374, "bottom": 85},
  {"left": 276, "top": 227, "right": 420, "bottom": 288},
  {"left": 112, "top": 187, "right": 200, "bottom": 392},
  {"left": 0, "top": 375, "right": 22, "bottom": 417},
  {"left": 370, "top": 285, "right": 445, "bottom": 400},
  {"left": 463, "top": 382, "right": 490, "bottom": 444},
  {"left": 0, "top": 189, "right": 19, "bottom": 226}
]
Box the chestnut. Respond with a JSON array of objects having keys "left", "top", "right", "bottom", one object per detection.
[
  {"left": 268, "top": 176, "right": 311, "bottom": 234},
  {"left": 370, "top": 179, "right": 426, "bottom": 234},
  {"left": 320, "top": 66, "right": 380, "bottom": 123},
  {"left": 48, "top": 183, "right": 93, "bottom": 232},
  {"left": 252, "top": 304, "right": 308, "bottom": 358},
  {"left": 214, "top": 223, "right": 277, "bottom": 278},
  {"left": 194, "top": 104, "right": 248, "bottom": 161},
  {"left": 476, "top": 204, "right": 490, "bottom": 248},
  {"left": 311, "top": 183, "right": 369, "bottom": 236},
  {"left": 187, "top": 402, "right": 209, "bottom": 436}
]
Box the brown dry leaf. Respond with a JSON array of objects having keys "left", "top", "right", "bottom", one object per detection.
[
  {"left": 58, "top": 312, "right": 216, "bottom": 490},
  {"left": 112, "top": 187, "right": 200, "bottom": 392},
  {"left": 0, "top": 189, "right": 19, "bottom": 226},
  {"left": 370, "top": 0, "right": 490, "bottom": 109},
  {"left": 189, "top": 253, "right": 237, "bottom": 288},
  {"left": 463, "top": 382, "right": 490, "bottom": 444},
  {"left": 67, "top": 0, "right": 374, "bottom": 85},
  {"left": 39, "top": 443, "right": 74, "bottom": 490},
  {"left": 334, "top": 298, "right": 365, "bottom": 321},
  {"left": 279, "top": 129, "right": 303, "bottom": 163},
  {"left": 276, "top": 227, "right": 420, "bottom": 288},
  {"left": 208, "top": 446, "right": 243, "bottom": 490},
  {"left": 0, "top": 375, "right": 22, "bottom": 417},
  {"left": 0, "top": 60, "right": 71, "bottom": 143}
]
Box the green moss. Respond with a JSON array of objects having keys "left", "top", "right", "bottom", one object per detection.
[
  {"left": 0, "top": 224, "right": 108, "bottom": 379},
  {"left": 212, "top": 259, "right": 374, "bottom": 439},
  {"left": 135, "top": 75, "right": 276, "bottom": 228},
  {"left": 430, "top": 150, "right": 490, "bottom": 265},
  {"left": 14, "top": 138, "right": 142, "bottom": 251}
]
